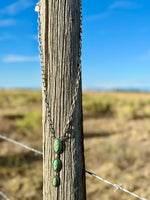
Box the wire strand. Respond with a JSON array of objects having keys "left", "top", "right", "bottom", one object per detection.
[
  {"left": 0, "top": 191, "right": 10, "bottom": 200},
  {"left": 0, "top": 135, "right": 43, "bottom": 155},
  {"left": 0, "top": 134, "right": 148, "bottom": 200},
  {"left": 86, "top": 170, "right": 148, "bottom": 200}
]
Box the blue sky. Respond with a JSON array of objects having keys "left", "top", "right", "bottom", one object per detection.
[{"left": 0, "top": 0, "right": 150, "bottom": 90}]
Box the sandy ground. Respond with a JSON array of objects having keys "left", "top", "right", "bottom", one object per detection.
[{"left": 0, "top": 91, "right": 150, "bottom": 200}]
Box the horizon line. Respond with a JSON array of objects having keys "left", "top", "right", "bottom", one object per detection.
[{"left": 1, "top": 87, "right": 150, "bottom": 92}]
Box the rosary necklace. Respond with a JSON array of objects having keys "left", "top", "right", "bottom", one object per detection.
[{"left": 36, "top": 0, "right": 82, "bottom": 187}]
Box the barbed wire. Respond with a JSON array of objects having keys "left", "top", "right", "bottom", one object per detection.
[
  {"left": 86, "top": 170, "right": 148, "bottom": 200},
  {"left": 0, "top": 134, "right": 149, "bottom": 200},
  {"left": 0, "top": 191, "right": 10, "bottom": 200},
  {"left": 0, "top": 135, "right": 43, "bottom": 155}
]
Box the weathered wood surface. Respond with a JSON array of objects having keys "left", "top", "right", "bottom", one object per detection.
[{"left": 40, "top": 0, "right": 86, "bottom": 199}]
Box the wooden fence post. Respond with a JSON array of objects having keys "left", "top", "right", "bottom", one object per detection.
[{"left": 39, "top": 0, "right": 86, "bottom": 199}]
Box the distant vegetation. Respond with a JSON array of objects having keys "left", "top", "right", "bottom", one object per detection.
[
  {"left": 0, "top": 90, "right": 42, "bottom": 107},
  {"left": 1, "top": 90, "right": 150, "bottom": 120},
  {"left": 16, "top": 111, "right": 42, "bottom": 136},
  {"left": 83, "top": 91, "right": 150, "bottom": 119},
  {"left": 0, "top": 90, "right": 150, "bottom": 200}
]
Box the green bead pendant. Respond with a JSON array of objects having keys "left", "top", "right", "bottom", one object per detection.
[
  {"left": 52, "top": 176, "right": 60, "bottom": 187},
  {"left": 53, "top": 159, "right": 62, "bottom": 172},
  {"left": 54, "top": 139, "right": 62, "bottom": 154}
]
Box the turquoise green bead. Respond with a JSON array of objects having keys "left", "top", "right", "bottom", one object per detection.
[
  {"left": 54, "top": 139, "right": 62, "bottom": 154},
  {"left": 52, "top": 176, "right": 60, "bottom": 187},
  {"left": 53, "top": 159, "right": 62, "bottom": 172}
]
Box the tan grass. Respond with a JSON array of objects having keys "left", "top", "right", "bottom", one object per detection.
[{"left": 0, "top": 90, "right": 149, "bottom": 200}]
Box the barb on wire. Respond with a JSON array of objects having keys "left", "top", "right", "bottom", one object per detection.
[
  {"left": 0, "top": 135, "right": 43, "bottom": 156},
  {"left": 0, "top": 191, "right": 10, "bottom": 200},
  {"left": 86, "top": 170, "right": 148, "bottom": 200}
]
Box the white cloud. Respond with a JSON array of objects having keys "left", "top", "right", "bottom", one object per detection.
[
  {"left": 109, "top": 1, "right": 138, "bottom": 10},
  {"left": 0, "top": 0, "right": 33, "bottom": 15},
  {"left": 0, "top": 33, "right": 12, "bottom": 41},
  {"left": 3, "top": 55, "right": 39, "bottom": 63},
  {"left": 85, "top": 1, "right": 140, "bottom": 22},
  {"left": 0, "top": 19, "right": 16, "bottom": 27},
  {"left": 140, "top": 50, "right": 150, "bottom": 60},
  {"left": 85, "top": 12, "right": 110, "bottom": 22}
]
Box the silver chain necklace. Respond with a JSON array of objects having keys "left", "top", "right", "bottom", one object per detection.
[{"left": 36, "top": 0, "right": 83, "bottom": 187}]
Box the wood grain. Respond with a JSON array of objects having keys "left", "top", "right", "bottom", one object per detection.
[{"left": 40, "top": 0, "right": 86, "bottom": 199}]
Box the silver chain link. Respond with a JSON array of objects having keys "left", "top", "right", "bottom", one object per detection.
[
  {"left": 37, "top": 0, "right": 82, "bottom": 138},
  {"left": 37, "top": 2, "right": 55, "bottom": 136}
]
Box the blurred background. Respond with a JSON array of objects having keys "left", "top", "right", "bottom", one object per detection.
[{"left": 0, "top": 0, "right": 150, "bottom": 199}]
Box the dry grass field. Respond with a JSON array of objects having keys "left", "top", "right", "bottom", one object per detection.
[{"left": 0, "top": 90, "right": 150, "bottom": 200}]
